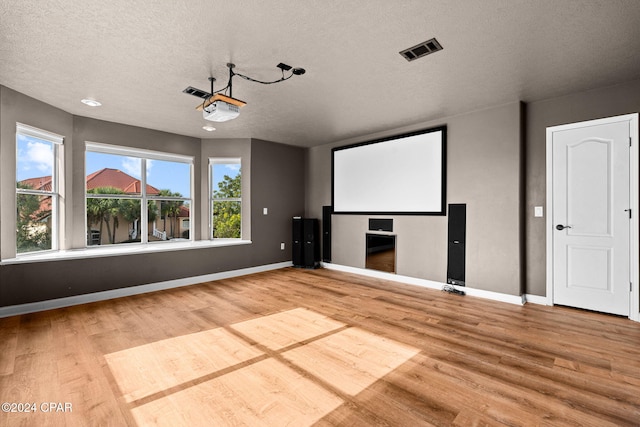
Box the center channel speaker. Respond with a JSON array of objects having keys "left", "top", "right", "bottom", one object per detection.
[
  {"left": 368, "top": 218, "right": 393, "bottom": 232},
  {"left": 447, "top": 203, "right": 466, "bottom": 286}
]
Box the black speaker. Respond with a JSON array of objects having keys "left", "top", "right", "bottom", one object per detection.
[
  {"left": 322, "top": 206, "right": 332, "bottom": 262},
  {"left": 293, "top": 218, "right": 320, "bottom": 268},
  {"left": 303, "top": 218, "right": 320, "bottom": 268},
  {"left": 292, "top": 217, "right": 304, "bottom": 267},
  {"left": 447, "top": 204, "right": 466, "bottom": 286},
  {"left": 369, "top": 218, "right": 393, "bottom": 232}
]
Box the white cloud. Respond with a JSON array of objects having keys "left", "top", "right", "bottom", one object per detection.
[
  {"left": 18, "top": 141, "right": 53, "bottom": 174},
  {"left": 121, "top": 157, "right": 141, "bottom": 178}
]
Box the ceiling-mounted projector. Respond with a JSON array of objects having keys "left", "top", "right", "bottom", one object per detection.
[
  {"left": 203, "top": 101, "right": 240, "bottom": 122},
  {"left": 184, "top": 62, "right": 305, "bottom": 125}
]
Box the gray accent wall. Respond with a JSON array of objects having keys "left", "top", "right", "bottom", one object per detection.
[
  {"left": 0, "top": 86, "right": 74, "bottom": 259},
  {"left": 307, "top": 102, "right": 525, "bottom": 296},
  {"left": 0, "top": 86, "right": 305, "bottom": 308}
]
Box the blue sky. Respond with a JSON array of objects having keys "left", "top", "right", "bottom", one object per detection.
[
  {"left": 17, "top": 134, "right": 240, "bottom": 197},
  {"left": 86, "top": 151, "right": 192, "bottom": 197},
  {"left": 16, "top": 134, "right": 53, "bottom": 182}
]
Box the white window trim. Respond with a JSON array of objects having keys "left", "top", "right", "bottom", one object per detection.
[
  {"left": 16, "top": 123, "right": 63, "bottom": 255},
  {"left": 86, "top": 141, "right": 193, "bottom": 163},
  {"left": 209, "top": 158, "right": 242, "bottom": 239},
  {"left": 0, "top": 239, "right": 252, "bottom": 265},
  {"left": 85, "top": 142, "right": 194, "bottom": 246},
  {"left": 17, "top": 123, "right": 64, "bottom": 145}
]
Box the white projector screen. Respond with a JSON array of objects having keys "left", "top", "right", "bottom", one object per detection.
[{"left": 332, "top": 126, "right": 446, "bottom": 215}]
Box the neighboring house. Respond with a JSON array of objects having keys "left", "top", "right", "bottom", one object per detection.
[
  {"left": 17, "top": 176, "right": 53, "bottom": 245},
  {"left": 20, "top": 168, "right": 189, "bottom": 246}
]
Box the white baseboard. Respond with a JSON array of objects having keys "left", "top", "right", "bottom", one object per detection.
[
  {"left": 524, "top": 294, "right": 548, "bottom": 305},
  {"left": 322, "top": 262, "right": 525, "bottom": 306},
  {"left": 0, "top": 261, "right": 292, "bottom": 318}
]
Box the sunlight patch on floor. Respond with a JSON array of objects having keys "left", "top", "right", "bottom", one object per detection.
[
  {"left": 230, "top": 307, "right": 346, "bottom": 350},
  {"left": 283, "top": 327, "right": 420, "bottom": 395},
  {"left": 105, "top": 308, "right": 419, "bottom": 426},
  {"left": 105, "top": 328, "right": 263, "bottom": 403},
  {"left": 130, "top": 358, "right": 343, "bottom": 426}
]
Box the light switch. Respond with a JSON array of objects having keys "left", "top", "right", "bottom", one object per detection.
[
  {"left": 263, "top": 207, "right": 268, "bottom": 215},
  {"left": 280, "top": 242, "right": 285, "bottom": 250},
  {"left": 534, "top": 206, "right": 543, "bottom": 217}
]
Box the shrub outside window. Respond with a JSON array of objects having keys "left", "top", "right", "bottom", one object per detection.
[{"left": 210, "top": 158, "right": 241, "bottom": 239}]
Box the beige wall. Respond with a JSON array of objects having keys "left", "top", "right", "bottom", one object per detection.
[
  {"left": 525, "top": 78, "right": 640, "bottom": 296},
  {"left": 307, "top": 102, "right": 524, "bottom": 296}
]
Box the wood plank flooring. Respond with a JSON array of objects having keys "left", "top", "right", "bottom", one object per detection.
[{"left": 1, "top": 267, "right": 639, "bottom": 426}]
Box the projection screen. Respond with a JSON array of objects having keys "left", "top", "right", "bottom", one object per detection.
[{"left": 332, "top": 126, "right": 446, "bottom": 215}]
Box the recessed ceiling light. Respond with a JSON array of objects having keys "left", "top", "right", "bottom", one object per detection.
[
  {"left": 81, "top": 99, "right": 102, "bottom": 107},
  {"left": 202, "top": 125, "right": 216, "bottom": 132}
]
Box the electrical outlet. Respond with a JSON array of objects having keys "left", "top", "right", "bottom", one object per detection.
[{"left": 280, "top": 242, "right": 285, "bottom": 250}]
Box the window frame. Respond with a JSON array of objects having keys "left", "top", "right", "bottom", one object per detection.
[
  {"left": 85, "top": 142, "right": 194, "bottom": 246},
  {"left": 15, "top": 123, "right": 64, "bottom": 255},
  {"left": 209, "top": 158, "right": 242, "bottom": 239}
]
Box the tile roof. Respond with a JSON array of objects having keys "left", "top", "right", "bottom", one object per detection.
[
  {"left": 18, "top": 176, "right": 52, "bottom": 191},
  {"left": 17, "top": 168, "right": 190, "bottom": 218},
  {"left": 86, "top": 168, "right": 160, "bottom": 194}
]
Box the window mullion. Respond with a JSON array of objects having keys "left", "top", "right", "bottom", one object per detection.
[
  {"left": 141, "top": 159, "right": 148, "bottom": 244},
  {"left": 52, "top": 143, "right": 59, "bottom": 250}
]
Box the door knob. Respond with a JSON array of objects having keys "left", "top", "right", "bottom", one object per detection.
[{"left": 555, "top": 224, "right": 572, "bottom": 231}]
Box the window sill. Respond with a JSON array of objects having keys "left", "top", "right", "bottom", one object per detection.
[{"left": 1, "top": 239, "right": 251, "bottom": 265}]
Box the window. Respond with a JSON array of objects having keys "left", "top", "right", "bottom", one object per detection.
[
  {"left": 15, "top": 124, "right": 63, "bottom": 254},
  {"left": 210, "top": 158, "right": 241, "bottom": 239},
  {"left": 86, "top": 142, "right": 193, "bottom": 246}
]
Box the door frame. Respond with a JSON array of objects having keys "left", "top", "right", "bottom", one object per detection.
[{"left": 546, "top": 113, "right": 639, "bottom": 321}]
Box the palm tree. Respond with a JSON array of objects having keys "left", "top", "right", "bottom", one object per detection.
[
  {"left": 120, "top": 199, "right": 141, "bottom": 240},
  {"left": 158, "top": 189, "right": 184, "bottom": 239},
  {"left": 86, "top": 187, "right": 124, "bottom": 244}
]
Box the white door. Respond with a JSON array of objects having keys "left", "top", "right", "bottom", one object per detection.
[{"left": 548, "top": 118, "right": 631, "bottom": 316}]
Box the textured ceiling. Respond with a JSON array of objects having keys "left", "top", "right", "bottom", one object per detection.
[{"left": 1, "top": 0, "right": 640, "bottom": 147}]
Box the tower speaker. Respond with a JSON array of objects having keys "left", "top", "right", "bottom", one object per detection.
[
  {"left": 293, "top": 218, "right": 320, "bottom": 268},
  {"left": 322, "top": 206, "right": 332, "bottom": 262},
  {"left": 292, "top": 217, "right": 304, "bottom": 267},
  {"left": 447, "top": 204, "right": 466, "bottom": 286},
  {"left": 303, "top": 218, "right": 320, "bottom": 268}
]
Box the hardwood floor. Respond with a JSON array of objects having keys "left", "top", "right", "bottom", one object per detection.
[{"left": 1, "top": 267, "right": 639, "bottom": 426}]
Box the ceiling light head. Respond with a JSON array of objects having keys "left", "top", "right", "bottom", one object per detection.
[
  {"left": 81, "top": 98, "right": 102, "bottom": 107},
  {"left": 277, "top": 63, "right": 292, "bottom": 72},
  {"left": 292, "top": 68, "right": 306, "bottom": 75},
  {"left": 202, "top": 125, "right": 216, "bottom": 132}
]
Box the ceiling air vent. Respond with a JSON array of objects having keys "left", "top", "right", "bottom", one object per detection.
[
  {"left": 182, "top": 86, "right": 211, "bottom": 100},
  {"left": 400, "top": 38, "right": 443, "bottom": 62}
]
